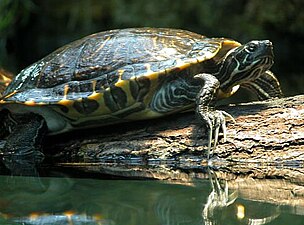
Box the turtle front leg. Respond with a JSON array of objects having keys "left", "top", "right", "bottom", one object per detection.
[
  {"left": 194, "top": 74, "right": 234, "bottom": 159},
  {"left": 1, "top": 114, "right": 47, "bottom": 176}
]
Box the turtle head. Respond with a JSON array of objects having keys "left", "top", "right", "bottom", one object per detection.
[{"left": 219, "top": 40, "right": 274, "bottom": 91}]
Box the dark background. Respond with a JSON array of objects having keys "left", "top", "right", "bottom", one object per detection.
[{"left": 0, "top": 0, "right": 303, "bottom": 97}]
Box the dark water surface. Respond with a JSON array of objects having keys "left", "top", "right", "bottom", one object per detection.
[{"left": 0, "top": 166, "right": 303, "bottom": 225}]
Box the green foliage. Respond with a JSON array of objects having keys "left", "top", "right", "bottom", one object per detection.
[
  {"left": 0, "top": 0, "right": 34, "bottom": 37},
  {"left": 248, "top": 0, "right": 304, "bottom": 35},
  {"left": 0, "top": 0, "right": 303, "bottom": 94},
  {"left": 110, "top": 0, "right": 304, "bottom": 40},
  {"left": 0, "top": 0, "right": 34, "bottom": 72}
]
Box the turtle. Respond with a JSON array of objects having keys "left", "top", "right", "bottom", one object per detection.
[{"left": 0, "top": 28, "right": 283, "bottom": 167}]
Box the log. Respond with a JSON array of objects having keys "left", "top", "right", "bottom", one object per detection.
[
  {"left": 47, "top": 94, "right": 304, "bottom": 164},
  {"left": 44, "top": 94, "right": 304, "bottom": 182}
]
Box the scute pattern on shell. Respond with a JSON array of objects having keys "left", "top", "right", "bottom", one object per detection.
[{"left": 2, "top": 28, "right": 226, "bottom": 104}]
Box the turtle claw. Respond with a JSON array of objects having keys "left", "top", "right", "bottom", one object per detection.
[
  {"left": 221, "top": 111, "right": 236, "bottom": 123},
  {"left": 199, "top": 110, "right": 234, "bottom": 159}
]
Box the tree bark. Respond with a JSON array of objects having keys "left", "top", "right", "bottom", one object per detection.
[
  {"left": 44, "top": 95, "right": 304, "bottom": 180},
  {"left": 47, "top": 94, "right": 304, "bottom": 163}
]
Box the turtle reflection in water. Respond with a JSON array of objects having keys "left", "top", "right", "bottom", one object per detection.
[
  {"left": 2, "top": 212, "right": 111, "bottom": 225},
  {"left": 202, "top": 169, "right": 280, "bottom": 225},
  {"left": 0, "top": 28, "right": 282, "bottom": 168}
]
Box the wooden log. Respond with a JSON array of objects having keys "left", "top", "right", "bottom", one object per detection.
[
  {"left": 43, "top": 94, "right": 304, "bottom": 183},
  {"left": 47, "top": 94, "right": 304, "bottom": 164}
]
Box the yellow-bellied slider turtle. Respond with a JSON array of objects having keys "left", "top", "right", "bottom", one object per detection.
[{"left": 0, "top": 28, "right": 282, "bottom": 164}]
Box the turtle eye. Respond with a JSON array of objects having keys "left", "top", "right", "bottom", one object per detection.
[{"left": 246, "top": 43, "right": 257, "bottom": 53}]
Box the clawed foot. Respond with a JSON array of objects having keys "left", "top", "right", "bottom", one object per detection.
[
  {"left": 194, "top": 73, "right": 235, "bottom": 159},
  {"left": 197, "top": 109, "right": 235, "bottom": 159}
]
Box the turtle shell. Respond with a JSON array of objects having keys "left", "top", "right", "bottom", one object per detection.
[{"left": 0, "top": 28, "right": 241, "bottom": 132}]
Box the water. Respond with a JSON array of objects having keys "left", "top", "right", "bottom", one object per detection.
[{"left": 0, "top": 165, "right": 303, "bottom": 225}]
